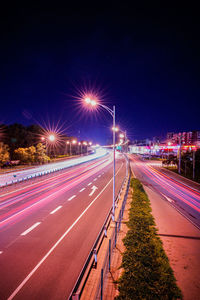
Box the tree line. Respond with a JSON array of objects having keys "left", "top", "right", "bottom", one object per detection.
[{"left": 0, "top": 123, "right": 80, "bottom": 167}]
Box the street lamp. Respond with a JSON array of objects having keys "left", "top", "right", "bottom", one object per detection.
[
  {"left": 84, "top": 97, "right": 116, "bottom": 221},
  {"left": 48, "top": 134, "right": 55, "bottom": 142},
  {"left": 66, "top": 140, "right": 71, "bottom": 156}
]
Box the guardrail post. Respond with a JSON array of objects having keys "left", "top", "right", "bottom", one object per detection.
[
  {"left": 109, "top": 239, "right": 111, "bottom": 271},
  {"left": 104, "top": 226, "right": 107, "bottom": 238},
  {"left": 115, "top": 222, "right": 117, "bottom": 247},
  {"left": 101, "top": 268, "right": 103, "bottom": 300},
  {"left": 72, "top": 292, "right": 79, "bottom": 300},
  {"left": 93, "top": 248, "right": 97, "bottom": 269}
]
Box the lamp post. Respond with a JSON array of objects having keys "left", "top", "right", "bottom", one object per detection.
[
  {"left": 72, "top": 139, "right": 77, "bottom": 155},
  {"left": 66, "top": 141, "right": 71, "bottom": 156},
  {"left": 78, "top": 142, "right": 82, "bottom": 155},
  {"left": 85, "top": 97, "right": 116, "bottom": 221}
]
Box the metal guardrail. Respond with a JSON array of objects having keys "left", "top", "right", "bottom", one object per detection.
[
  {"left": 69, "top": 163, "right": 131, "bottom": 300},
  {"left": 0, "top": 154, "right": 109, "bottom": 189}
]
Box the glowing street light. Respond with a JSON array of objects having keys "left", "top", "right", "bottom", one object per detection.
[
  {"left": 84, "top": 96, "right": 116, "bottom": 221},
  {"left": 66, "top": 140, "right": 71, "bottom": 156},
  {"left": 48, "top": 134, "right": 55, "bottom": 142},
  {"left": 112, "top": 126, "right": 119, "bottom": 132}
]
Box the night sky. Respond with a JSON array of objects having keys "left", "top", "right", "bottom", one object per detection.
[{"left": 1, "top": 2, "right": 200, "bottom": 144}]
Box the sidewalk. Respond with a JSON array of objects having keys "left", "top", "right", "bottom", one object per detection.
[{"left": 144, "top": 186, "right": 200, "bottom": 300}]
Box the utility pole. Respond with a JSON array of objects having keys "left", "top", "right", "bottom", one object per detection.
[
  {"left": 112, "top": 105, "right": 116, "bottom": 221},
  {"left": 193, "top": 149, "right": 195, "bottom": 180},
  {"left": 178, "top": 135, "right": 182, "bottom": 174}
]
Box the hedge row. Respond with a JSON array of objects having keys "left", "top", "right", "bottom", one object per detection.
[{"left": 116, "top": 178, "right": 182, "bottom": 300}]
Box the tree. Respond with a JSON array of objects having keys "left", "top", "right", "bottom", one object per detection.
[
  {"left": 14, "top": 147, "right": 29, "bottom": 164},
  {"left": 35, "top": 143, "right": 50, "bottom": 163},
  {"left": 14, "top": 146, "right": 36, "bottom": 164},
  {"left": 4, "top": 123, "right": 43, "bottom": 159},
  {"left": 26, "top": 146, "right": 36, "bottom": 163},
  {"left": 0, "top": 142, "right": 10, "bottom": 167}
]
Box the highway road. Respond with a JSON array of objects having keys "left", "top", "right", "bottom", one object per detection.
[
  {"left": 129, "top": 154, "right": 200, "bottom": 229},
  {"left": 0, "top": 148, "right": 107, "bottom": 187},
  {"left": 0, "top": 152, "right": 126, "bottom": 299}
]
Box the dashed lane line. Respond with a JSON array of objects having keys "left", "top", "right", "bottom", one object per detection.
[
  {"left": 68, "top": 195, "right": 76, "bottom": 201},
  {"left": 21, "top": 222, "right": 41, "bottom": 236},
  {"left": 88, "top": 182, "right": 92, "bottom": 186},
  {"left": 79, "top": 188, "right": 86, "bottom": 192},
  {"left": 93, "top": 178, "right": 97, "bottom": 181},
  {"left": 7, "top": 162, "right": 124, "bottom": 300},
  {"left": 50, "top": 206, "right": 62, "bottom": 215}
]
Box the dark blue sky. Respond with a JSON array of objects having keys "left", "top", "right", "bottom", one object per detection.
[{"left": 1, "top": 2, "right": 200, "bottom": 144}]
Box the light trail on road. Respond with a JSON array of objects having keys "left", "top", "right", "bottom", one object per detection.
[
  {"left": 129, "top": 155, "right": 200, "bottom": 228},
  {"left": 0, "top": 157, "right": 111, "bottom": 230},
  {"left": 0, "top": 153, "right": 126, "bottom": 300}
]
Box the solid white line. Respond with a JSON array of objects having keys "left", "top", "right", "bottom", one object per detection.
[
  {"left": 79, "top": 188, "right": 85, "bottom": 192},
  {"left": 88, "top": 182, "right": 92, "bottom": 186},
  {"left": 68, "top": 195, "right": 76, "bottom": 201},
  {"left": 7, "top": 162, "right": 124, "bottom": 300},
  {"left": 50, "top": 206, "right": 62, "bottom": 215},
  {"left": 21, "top": 222, "right": 41, "bottom": 236}
]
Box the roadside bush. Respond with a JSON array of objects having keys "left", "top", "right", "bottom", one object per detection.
[{"left": 116, "top": 178, "right": 182, "bottom": 300}]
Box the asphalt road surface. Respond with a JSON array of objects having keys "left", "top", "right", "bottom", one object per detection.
[
  {"left": 129, "top": 154, "right": 200, "bottom": 229},
  {"left": 0, "top": 152, "right": 126, "bottom": 299},
  {"left": 0, "top": 148, "right": 107, "bottom": 187}
]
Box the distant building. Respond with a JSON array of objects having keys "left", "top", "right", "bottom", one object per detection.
[{"left": 167, "top": 131, "right": 200, "bottom": 146}]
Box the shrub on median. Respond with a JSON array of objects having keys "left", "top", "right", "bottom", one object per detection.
[{"left": 115, "top": 178, "right": 182, "bottom": 300}]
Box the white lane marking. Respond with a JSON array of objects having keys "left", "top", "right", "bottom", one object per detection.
[
  {"left": 130, "top": 165, "right": 136, "bottom": 178},
  {"left": 79, "top": 188, "right": 86, "bottom": 192},
  {"left": 93, "top": 178, "right": 97, "bottom": 181},
  {"left": 88, "top": 182, "right": 92, "bottom": 186},
  {"left": 21, "top": 222, "right": 41, "bottom": 236},
  {"left": 161, "top": 193, "right": 173, "bottom": 203},
  {"left": 0, "top": 160, "right": 111, "bottom": 226},
  {"left": 0, "top": 251, "right": 3, "bottom": 254},
  {"left": 50, "top": 206, "right": 62, "bottom": 215},
  {"left": 89, "top": 185, "right": 98, "bottom": 196},
  {"left": 7, "top": 162, "right": 124, "bottom": 300},
  {"left": 98, "top": 175, "right": 101, "bottom": 177},
  {"left": 68, "top": 195, "right": 76, "bottom": 201}
]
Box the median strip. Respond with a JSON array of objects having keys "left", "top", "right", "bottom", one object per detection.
[
  {"left": 21, "top": 222, "right": 41, "bottom": 236},
  {"left": 116, "top": 178, "right": 182, "bottom": 299},
  {"left": 50, "top": 206, "right": 62, "bottom": 214}
]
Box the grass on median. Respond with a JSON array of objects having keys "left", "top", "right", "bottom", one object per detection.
[{"left": 115, "top": 178, "right": 182, "bottom": 300}]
